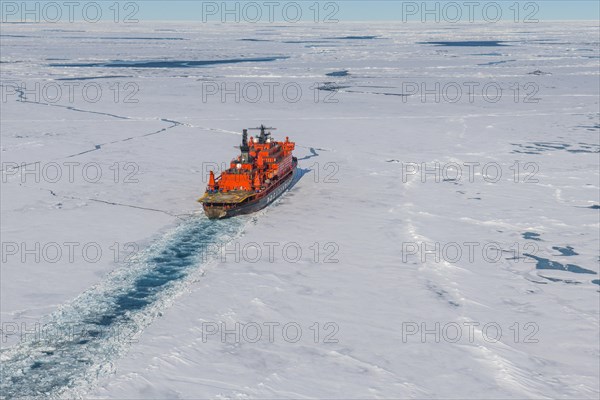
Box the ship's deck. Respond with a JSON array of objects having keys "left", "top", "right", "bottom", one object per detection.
[{"left": 198, "top": 190, "right": 254, "bottom": 204}]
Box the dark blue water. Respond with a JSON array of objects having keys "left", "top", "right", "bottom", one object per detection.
[
  {"left": 0, "top": 34, "right": 37, "bottom": 38},
  {"left": 283, "top": 40, "right": 329, "bottom": 44},
  {"left": 55, "top": 75, "right": 130, "bottom": 81},
  {"left": 316, "top": 83, "right": 350, "bottom": 92},
  {"left": 49, "top": 57, "right": 289, "bottom": 68},
  {"left": 576, "top": 124, "right": 600, "bottom": 131},
  {"left": 512, "top": 142, "right": 599, "bottom": 155},
  {"left": 305, "top": 44, "right": 343, "bottom": 48},
  {"left": 58, "top": 36, "right": 188, "bottom": 40},
  {"left": 524, "top": 254, "right": 596, "bottom": 275},
  {"left": 96, "top": 37, "right": 187, "bottom": 40},
  {"left": 326, "top": 70, "right": 349, "bottom": 77},
  {"left": 552, "top": 246, "right": 579, "bottom": 256},
  {"left": 471, "top": 52, "right": 504, "bottom": 56},
  {"left": 0, "top": 216, "right": 244, "bottom": 398},
  {"left": 330, "top": 35, "right": 379, "bottom": 40},
  {"left": 42, "top": 29, "right": 86, "bottom": 32},
  {"left": 478, "top": 59, "right": 516, "bottom": 66},
  {"left": 541, "top": 276, "right": 582, "bottom": 285},
  {"left": 420, "top": 41, "right": 509, "bottom": 47},
  {"left": 522, "top": 232, "right": 542, "bottom": 241}
]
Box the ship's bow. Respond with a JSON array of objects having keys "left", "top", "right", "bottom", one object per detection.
[{"left": 203, "top": 205, "right": 228, "bottom": 219}]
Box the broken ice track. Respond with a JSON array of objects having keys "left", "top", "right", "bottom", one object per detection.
[{"left": 0, "top": 216, "right": 245, "bottom": 399}]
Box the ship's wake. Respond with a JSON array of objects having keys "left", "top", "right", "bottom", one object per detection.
[{"left": 0, "top": 216, "right": 246, "bottom": 399}]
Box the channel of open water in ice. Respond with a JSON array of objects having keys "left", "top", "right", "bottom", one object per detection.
[{"left": 0, "top": 216, "right": 246, "bottom": 399}]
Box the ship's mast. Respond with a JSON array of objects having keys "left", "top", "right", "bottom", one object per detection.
[
  {"left": 250, "top": 124, "right": 276, "bottom": 144},
  {"left": 240, "top": 129, "right": 250, "bottom": 163}
]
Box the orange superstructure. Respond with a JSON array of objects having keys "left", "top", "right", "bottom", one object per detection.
[{"left": 199, "top": 125, "right": 297, "bottom": 219}]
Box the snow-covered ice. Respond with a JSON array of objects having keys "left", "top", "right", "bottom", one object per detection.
[{"left": 1, "top": 20, "right": 599, "bottom": 399}]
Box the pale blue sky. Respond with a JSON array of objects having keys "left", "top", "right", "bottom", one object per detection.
[{"left": 2, "top": 1, "right": 599, "bottom": 22}]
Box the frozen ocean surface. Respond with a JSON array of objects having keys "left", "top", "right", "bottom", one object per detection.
[{"left": 0, "top": 20, "right": 599, "bottom": 399}]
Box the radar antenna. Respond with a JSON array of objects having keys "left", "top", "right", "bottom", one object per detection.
[{"left": 249, "top": 124, "right": 277, "bottom": 144}]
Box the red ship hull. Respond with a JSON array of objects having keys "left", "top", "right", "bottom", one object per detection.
[{"left": 202, "top": 158, "right": 297, "bottom": 219}]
